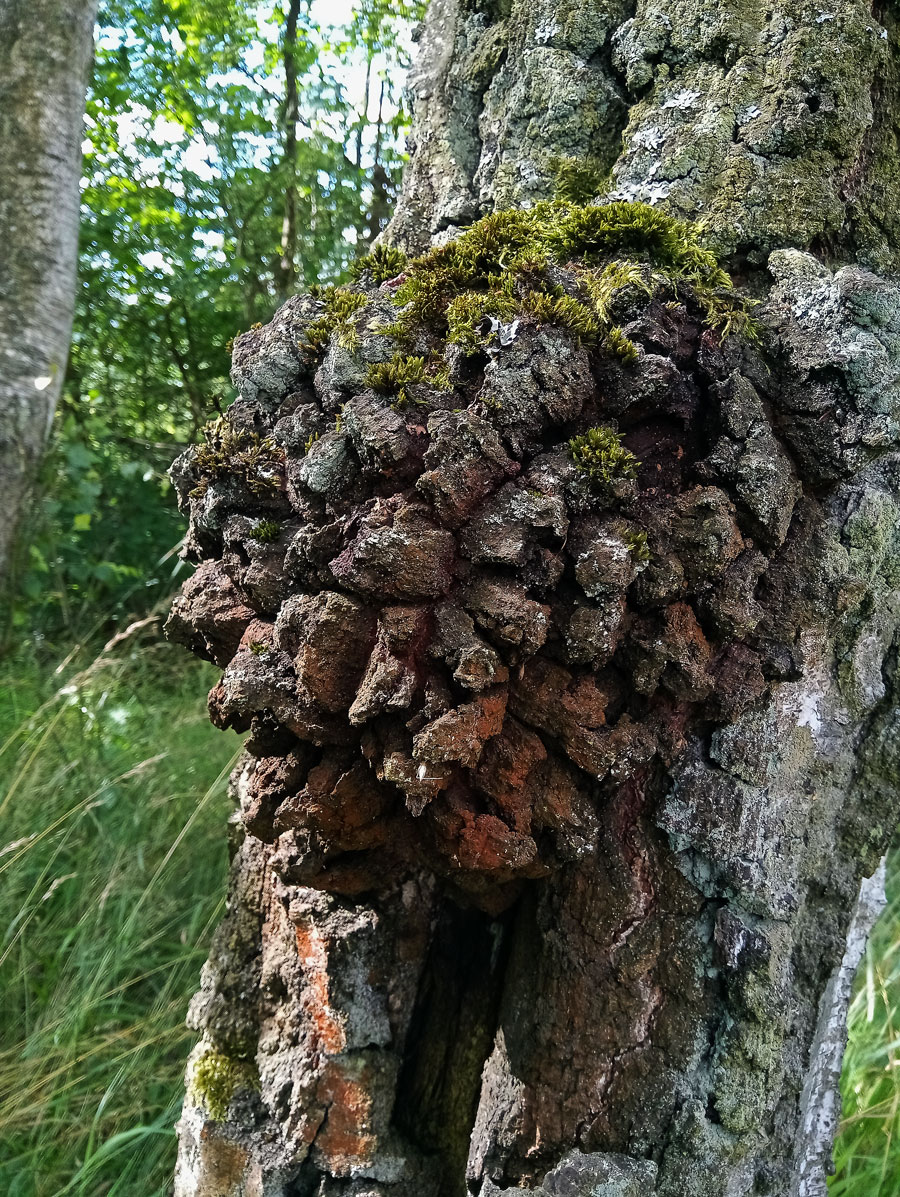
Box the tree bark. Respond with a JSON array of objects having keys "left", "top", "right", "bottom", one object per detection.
[
  {"left": 168, "top": 1, "right": 900, "bottom": 1194},
  {"left": 0, "top": 0, "right": 97, "bottom": 589}
]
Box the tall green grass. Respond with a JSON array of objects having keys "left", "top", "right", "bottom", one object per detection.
[
  {"left": 0, "top": 630, "right": 239, "bottom": 1196},
  {"left": 0, "top": 624, "right": 897, "bottom": 1194}
]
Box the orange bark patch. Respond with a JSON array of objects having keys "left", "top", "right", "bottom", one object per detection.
[
  {"left": 194, "top": 1130, "right": 250, "bottom": 1197},
  {"left": 295, "top": 922, "right": 345, "bottom": 1054},
  {"left": 413, "top": 686, "right": 508, "bottom": 768},
  {"left": 314, "top": 1058, "right": 378, "bottom": 1169}
]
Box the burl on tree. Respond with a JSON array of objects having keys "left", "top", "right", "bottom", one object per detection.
[{"left": 166, "top": 203, "right": 900, "bottom": 1196}]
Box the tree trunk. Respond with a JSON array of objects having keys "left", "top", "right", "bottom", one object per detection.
[
  {"left": 0, "top": 0, "right": 97, "bottom": 589},
  {"left": 274, "top": 0, "right": 303, "bottom": 305},
  {"left": 167, "top": 1, "right": 900, "bottom": 1194}
]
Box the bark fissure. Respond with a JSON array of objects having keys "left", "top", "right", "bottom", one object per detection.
[{"left": 394, "top": 900, "right": 513, "bottom": 1193}]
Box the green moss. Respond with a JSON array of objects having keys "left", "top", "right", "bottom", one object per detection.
[
  {"left": 383, "top": 200, "right": 752, "bottom": 355},
  {"left": 367, "top": 354, "right": 451, "bottom": 409},
  {"left": 304, "top": 287, "right": 368, "bottom": 352},
  {"left": 368, "top": 354, "right": 429, "bottom": 393},
  {"left": 626, "top": 530, "right": 650, "bottom": 564},
  {"left": 191, "top": 1050, "right": 259, "bottom": 1122},
  {"left": 582, "top": 259, "right": 653, "bottom": 321},
  {"left": 303, "top": 431, "right": 320, "bottom": 454},
  {"left": 551, "top": 155, "right": 612, "bottom": 204},
  {"left": 604, "top": 326, "right": 639, "bottom": 364},
  {"left": 248, "top": 519, "right": 281, "bottom": 544},
  {"left": 446, "top": 289, "right": 519, "bottom": 348},
  {"left": 189, "top": 417, "right": 283, "bottom": 498},
  {"left": 349, "top": 243, "right": 408, "bottom": 285},
  {"left": 336, "top": 323, "right": 361, "bottom": 352},
  {"left": 248, "top": 641, "right": 270, "bottom": 655},
  {"left": 568, "top": 427, "right": 639, "bottom": 488}
]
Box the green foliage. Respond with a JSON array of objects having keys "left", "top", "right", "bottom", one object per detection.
[
  {"left": 10, "top": 411, "right": 187, "bottom": 645},
  {"left": 191, "top": 1050, "right": 259, "bottom": 1122},
  {"left": 568, "top": 426, "right": 640, "bottom": 487},
  {"left": 10, "top": 0, "right": 423, "bottom": 642},
  {"left": 349, "top": 243, "right": 408, "bottom": 284},
  {"left": 0, "top": 639, "right": 238, "bottom": 1195},
  {"left": 830, "top": 842, "right": 900, "bottom": 1196}
]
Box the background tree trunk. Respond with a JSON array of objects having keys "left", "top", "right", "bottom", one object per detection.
[
  {"left": 168, "top": 1, "right": 900, "bottom": 1194},
  {"left": 274, "top": 0, "right": 303, "bottom": 304},
  {"left": 0, "top": 0, "right": 97, "bottom": 590}
]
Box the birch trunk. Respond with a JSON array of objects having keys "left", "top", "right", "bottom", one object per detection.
[
  {"left": 167, "top": 1, "right": 900, "bottom": 1193},
  {"left": 0, "top": 0, "right": 97, "bottom": 587}
]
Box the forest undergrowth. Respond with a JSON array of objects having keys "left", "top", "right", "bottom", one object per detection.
[{"left": 0, "top": 631, "right": 238, "bottom": 1196}]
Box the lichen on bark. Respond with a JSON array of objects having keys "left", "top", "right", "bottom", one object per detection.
[{"left": 388, "top": 0, "right": 900, "bottom": 271}]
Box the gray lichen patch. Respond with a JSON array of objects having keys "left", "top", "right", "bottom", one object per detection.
[{"left": 387, "top": 0, "right": 900, "bottom": 273}]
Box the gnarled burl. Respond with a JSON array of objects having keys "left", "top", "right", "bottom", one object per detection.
[{"left": 166, "top": 2, "right": 900, "bottom": 1195}]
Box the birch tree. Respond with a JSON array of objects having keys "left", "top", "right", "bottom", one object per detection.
[{"left": 0, "top": 0, "right": 97, "bottom": 587}]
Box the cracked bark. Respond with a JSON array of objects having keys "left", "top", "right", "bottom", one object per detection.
[
  {"left": 0, "top": 0, "right": 97, "bottom": 587},
  {"left": 169, "top": 1, "right": 900, "bottom": 1194}
]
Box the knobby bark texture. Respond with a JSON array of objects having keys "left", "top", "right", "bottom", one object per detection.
[
  {"left": 0, "top": 0, "right": 97, "bottom": 587},
  {"left": 167, "top": 2, "right": 900, "bottom": 1195}
]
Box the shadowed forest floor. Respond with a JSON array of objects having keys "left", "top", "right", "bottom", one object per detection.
[{"left": 0, "top": 636, "right": 896, "bottom": 1195}]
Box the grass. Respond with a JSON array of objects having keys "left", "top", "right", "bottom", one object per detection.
[
  {"left": 0, "top": 619, "right": 896, "bottom": 1195},
  {"left": 0, "top": 627, "right": 239, "bottom": 1196}
]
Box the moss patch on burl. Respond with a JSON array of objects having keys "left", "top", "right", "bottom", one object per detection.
[
  {"left": 625, "top": 529, "right": 651, "bottom": 564},
  {"left": 189, "top": 417, "right": 284, "bottom": 498},
  {"left": 366, "top": 353, "right": 451, "bottom": 409},
  {"left": 568, "top": 426, "right": 640, "bottom": 489},
  {"left": 191, "top": 1049, "right": 259, "bottom": 1122},
  {"left": 349, "top": 243, "right": 408, "bottom": 285},
  {"left": 304, "top": 286, "right": 368, "bottom": 351},
  {"left": 370, "top": 200, "right": 754, "bottom": 386},
  {"left": 248, "top": 519, "right": 281, "bottom": 544}
]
